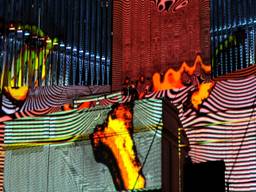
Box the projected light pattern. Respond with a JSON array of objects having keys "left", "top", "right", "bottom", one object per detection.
[
  {"left": 213, "top": 63, "right": 256, "bottom": 81},
  {"left": 191, "top": 81, "right": 214, "bottom": 110},
  {"left": 152, "top": 55, "right": 211, "bottom": 92},
  {"left": 0, "top": 84, "right": 110, "bottom": 190},
  {"left": 4, "top": 99, "right": 162, "bottom": 146},
  {"left": 0, "top": 25, "right": 58, "bottom": 90},
  {"left": 1, "top": 85, "right": 110, "bottom": 116},
  {"left": 147, "top": 75, "right": 256, "bottom": 192},
  {"left": 0, "top": 0, "right": 112, "bottom": 89},
  {"left": 0, "top": 27, "right": 111, "bottom": 89},
  {"left": 91, "top": 103, "right": 145, "bottom": 190},
  {"left": 152, "top": 0, "right": 190, "bottom": 13},
  {"left": 0, "top": 85, "right": 110, "bottom": 144},
  {"left": 211, "top": 30, "right": 246, "bottom": 74},
  {"left": 2, "top": 50, "right": 255, "bottom": 192},
  {"left": 3, "top": 86, "right": 29, "bottom": 102},
  {"left": 210, "top": 0, "right": 256, "bottom": 77},
  {"left": 3, "top": 99, "right": 162, "bottom": 191},
  {"left": 4, "top": 105, "right": 110, "bottom": 146}
]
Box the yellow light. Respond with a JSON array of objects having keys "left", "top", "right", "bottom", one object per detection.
[
  {"left": 153, "top": 55, "right": 211, "bottom": 91},
  {"left": 4, "top": 86, "right": 29, "bottom": 101},
  {"left": 92, "top": 104, "right": 145, "bottom": 190},
  {"left": 191, "top": 82, "right": 214, "bottom": 110},
  {"left": 46, "top": 39, "right": 52, "bottom": 43}
]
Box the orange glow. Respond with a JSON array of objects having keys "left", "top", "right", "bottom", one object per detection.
[
  {"left": 92, "top": 104, "right": 145, "bottom": 190},
  {"left": 152, "top": 55, "right": 211, "bottom": 91},
  {"left": 0, "top": 115, "right": 12, "bottom": 123},
  {"left": 4, "top": 86, "right": 29, "bottom": 101},
  {"left": 63, "top": 104, "right": 72, "bottom": 111},
  {"left": 191, "top": 81, "right": 214, "bottom": 110},
  {"left": 78, "top": 101, "right": 91, "bottom": 110},
  {"left": 34, "top": 80, "right": 39, "bottom": 88}
]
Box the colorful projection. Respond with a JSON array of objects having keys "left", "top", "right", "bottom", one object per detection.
[
  {"left": 0, "top": 24, "right": 58, "bottom": 91},
  {"left": 0, "top": 85, "right": 109, "bottom": 116},
  {"left": 1, "top": 51, "right": 255, "bottom": 192},
  {"left": 121, "top": 55, "right": 211, "bottom": 104},
  {"left": 4, "top": 86, "right": 29, "bottom": 101},
  {"left": 210, "top": 0, "right": 256, "bottom": 78},
  {"left": 91, "top": 103, "right": 145, "bottom": 190},
  {"left": 150, "top": 74, "right": 256, "bottom": 192},
  {"left": 153, "top": 0, "right": 190, "bottom": 13},
  {"left": 211, "top": 29, "right": 246, "bottom": 72},
  {"left": 0, "top": 84, "right": 110, "bottom": 191},
  {"left": 1, "top": 0, "right": 112, "bottom": 88},
  {"left": 153, "top": 55, "right": 211, "bottom": 92},
  {"left": 3, "top": 99, "right": 162, "bottom": 191},
  {"left": 191, "top": 81, "right": 214, "bottom": 110}
]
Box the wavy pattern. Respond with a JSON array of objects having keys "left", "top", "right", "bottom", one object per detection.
[
  {"left": 214, "top": 64, "right": 256, "bottom": 81},
  {"left": 4, "top": 99, "right": 162, "bottom": 146},
  {"left": 0, "top": 85, "right": 110, "bottom": 148},
  {"left": 73, "top": 74, "right": 255, "bottom": 191},
  {"left": 152, "top": 0, "right": 190, "bottom": 13},
  {"left": 1, "top": 85, "right": 110, "bottom": 118},
  {"left": 3, "top": 99, "right": 162, "bottom": 191},
  {"left": 0, "top": 84, "right": 110, "bottom": 191},
  {"left": 74, "top": 91, "right": 132, "bottom": 108},
  {"left": 2, "top": 65, "right": 256, "bottom": 191},
  {"left": 1, "top": 95, "right": 18, "bottom": 115},
  {"left": 153, "top": 75, "right": 256, "bottom": 192},
  {"left": 1, "top": 84, "right": 110, "bottom": 146}
]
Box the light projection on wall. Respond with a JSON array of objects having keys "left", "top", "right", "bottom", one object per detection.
[
  {"left": 91, "top": 103, "right": 145, "bottom": 190},
  {"left": 191, "top": 81, "right": 214, "bottom": 110},
  {"left": 149, "top": 72, "right": 256, "bottom": 192},
  {"left": 211, "top": 29, "right": 246, "bottom": 74},
  {"left": 1, "top": 52, "right": 256, "bottom": 191},
  {"left": 112, "top": 55, "right": 255, "bottom": 191},
  {"left": 121, "top": 55, "right": 212, "bottom": 107},
  {"left": 152, "top": 55, "right": 213, "bottom": 110},
  {"left": 210, "top": 0, "right": 256, "bottom": 78},
  {"left": 0, "top": 84, "right": 110, "bottom": 191},
  {"left": 0, "top": 0, "right": 112, "bottom": 87},
  {"left": 152, "top": 55, "right": 211, "bottom": 92},
  {"left": 3, "top": 98, "right": 162, "bottom": 191},
  {"left": 152, "top": 0, "right": 190, "bottom": 13},
  {"left": 3, "top": 86, "right": 29, "bottom": 101},
  {"left": 0, "top": 24, "right": 58, "bottom": 91}
]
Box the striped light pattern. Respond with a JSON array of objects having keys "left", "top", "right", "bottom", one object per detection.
[
  {"left": 1, "top": 85, "right": 110, "bottom": 118},
  {"left": 4, "top": 106, "right": 111, "bottom": 146},
  {"left": 73, "top": 91, "right": 132, "bottom": 108},
  {"left": 152, "top": 0, "right": 190, "bottom": 13},
  {"left": 2, "top": 67, "right": 256, "bottom": 191},
  {"left": 0, "top": 0, "right": 112, "bottom": 88},
  {"left": 4, "top": 99, "right": 162, "bottom": 146},
  {"left": 148, "top": 75, "right": 256, "bottom": 192},
  {"left": 4, "top": 99, "right": 162, "bottom": 191},
  {"left": 210, "top": 0, "right": 256, "bottom": 78},
  {"left": 0, "top": 85, "right": 110, "bottom": 191}
]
